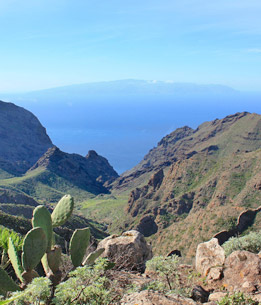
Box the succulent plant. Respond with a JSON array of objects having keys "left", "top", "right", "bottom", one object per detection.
[
  {"left": 21, "top": 227, "right": 47, "bottom": 272},
  {"left": 83, "top": 247, "right": 105, "bottom": 266},
  {"left": 70, "top": 228, "right": 90, "bottom": 267},
  {"left": 51, "top": 194, "right": 74, "bottom": 227},
  {"left": 8, "top": 238, "right": 23, "bottom": 283},
  {"left": 1, "top": 194, "right": 104, "bottom": 295},
  {"left": 32, "top": 205, "right": 53, "bottom": 251},
  {"left": 0, "top": 266, "right": 21, "bottom": 292}
]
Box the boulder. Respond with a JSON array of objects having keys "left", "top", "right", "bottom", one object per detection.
[
  {"left": 97, "top": 230, "right": 152, "bottom": 272},
  {"left": 120, "top": 290, "right": 197, "bottom": 305},
  {"left": 207, "top": 266, "right": 223, "bottom": 283},
  {"left": 223, "top": 250, "right": 261, "bottom": 293},
  {"left": 208, "top": 292, "right": 227, "bottom": 302},
  {"left": 195, "top": 238, "right": 225, "bottom": 276}
]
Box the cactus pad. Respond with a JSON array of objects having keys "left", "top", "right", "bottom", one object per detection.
[
  {"left": 51, "top": 195, "right": 74, "bottom": 227},
  {"left": 70, "top": 228, "right": 90, "bottom": 267},
  {"left": 0, "top": 266, "right": 21, "bottom": 292},
  {"left": 32, "top": 205, "right": 53, "bottom": 251},
  {"left": 8, "top": 237, "right": 24, "bottom": 283},
  {"left": 22, "top": 227, "right": 47, "bottom": 271},
  {"left": 47, "top": 245, "right": 62, "bottom": 273},
  {"left": 83, "top": 248, "right": 105, "bottom": 266}
]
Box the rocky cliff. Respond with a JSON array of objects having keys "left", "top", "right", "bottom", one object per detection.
[
  {"left": 27, "top": 146, "right": 118, "bottom": 197},
  {"left": 0, "top": 100, "right": 53, "bottom": 175}
]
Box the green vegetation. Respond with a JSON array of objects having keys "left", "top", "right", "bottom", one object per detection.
[
  {"left": 1, "top": 258, "right": 118, "bottom": 305},
  {"left": 216, "top": 216, "right": 237, "bottom": 232},
  {"left": 0, "top": 195, "right": 105, "bottom": 304},
  {"left": 222, "top": 231, "right": 261, "bottom": 256},
  {"left": 0, "top": 169, "right": 97, "bottom": 204},
  {"left": 81, "top": 195, "right": 128, "bottom": 233},
  {"left": 145, "top": 255, "right": 195, "bottom": 297},
  {"left": 217, "top": 292, "right": 257, "bottom": 305}
]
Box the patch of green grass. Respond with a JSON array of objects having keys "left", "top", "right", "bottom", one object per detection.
[
  {"left": 81, "top": 195, "right": 129, "bottom": 233},
  {"left": 0, "top": 168, "right": 96, "bottom": 203}
]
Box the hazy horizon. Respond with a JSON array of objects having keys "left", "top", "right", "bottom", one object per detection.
[
  {"left": 2, "top": 80, "right": 261, "bottom": 174},
  {"left": 0, "top": 1, "right": 261, "bottom": 92}
]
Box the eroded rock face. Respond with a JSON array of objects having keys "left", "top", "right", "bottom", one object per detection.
[
  {"left": 97, "top": 230, "right": 152, "bottom": 272},
  {"left": 136, "top": 215, "right": 158, "bottom": 237},
  {"left": 120, "top": 290, "right": 197, "bottom": 305},
  {"left": 195, "top": 238, "right": 225, "bottom": 276},
  {"left": 223, "top": 250, "right": 261, "bottom": 293},
  {"left": 0, "top": 100, "right": 53, "bottom": 174}
]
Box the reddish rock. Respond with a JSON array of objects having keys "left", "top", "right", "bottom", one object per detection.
[{"left": 223, "top": 250, "right": 261, "bottom": 293}]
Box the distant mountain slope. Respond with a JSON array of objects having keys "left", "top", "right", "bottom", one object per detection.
[
  {"left": 0, "top": 100, "right": 53, "bottom": 175},
  {"left": 0, "top": 147, "right": 119, "bottom": 203},
  {"left": 102, "top": 112, "right": 261, "bottom": 258},
  {"left": 111, "top": 112, "right": 261, "bottom": 191}
]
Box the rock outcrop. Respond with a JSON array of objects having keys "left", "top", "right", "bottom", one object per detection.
[
  {"left": 97, "top": 230, "right": 152, "bottom": 272},
  {"left": 85, "top": 150, "right": 119, "bottom": 184},
  {"left": 223, "top": 250, "right": 261, "bottom": 293},
  {"left": 195, "top": 238, "right": 225, "bottom": 276},
  {"left": 120, "top": 290, "right": 197, "bottom": 305},
  {"left": 0, "top": 100, "right": 53, "bottom": 174},
  {"left": 28, "top": 146, "right": 118, "bottom": 195}
]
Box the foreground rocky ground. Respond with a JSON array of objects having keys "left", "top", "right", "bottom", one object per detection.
[{"left": 97, "top": 230, "right": 261, "bottom": 304}]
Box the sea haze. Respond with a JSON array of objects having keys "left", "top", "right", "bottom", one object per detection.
[{"left": 2, "top": 80, "right": 261, "bottom": 174}]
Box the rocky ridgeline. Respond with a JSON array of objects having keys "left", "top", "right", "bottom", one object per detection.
[{"left": 0, "top": 100, "right": 53, "bottom": 174}]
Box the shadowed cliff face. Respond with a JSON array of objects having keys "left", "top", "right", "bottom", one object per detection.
[
  {"left": 28, "top": 146, "right": 118, "bottom": 195},
  {"left": 0, "top": 100, "right": 53, "bottom": 174}
]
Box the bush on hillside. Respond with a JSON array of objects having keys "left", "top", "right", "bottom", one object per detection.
[{"left": 222, "top": 231, "right": 261, "bottom": 256}]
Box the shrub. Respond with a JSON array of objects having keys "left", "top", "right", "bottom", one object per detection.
[
  {"left": 53, "top": 258, "right": 119, "bottom": 305},
  {"left": 9, "top": 277, "right": 52, "bottom": 305},
  {"left": 145, "top": 255, "right": 192, "bottom": 296},
  {"left": 222, "top": 231, "right": 261, "bottom": 256},
  {"left": 217, "top": 292, "right": 257, "bottom": 305}
]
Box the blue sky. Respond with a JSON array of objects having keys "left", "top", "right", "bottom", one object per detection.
[{"left": 0, "top": 0, "right": 261, "bottom": 92}]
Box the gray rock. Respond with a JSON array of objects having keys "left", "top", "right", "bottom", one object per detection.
[
  {"left": 120, "top": 290, "right": 197, "bottom": 305},
  {"left": 195, "top": 238, "right": 225, "bottom": 276},
  {"left": 97, "top": 230, "right": 152, "bottom": 272},
  {"left": 0, "top": 100, "right": 53, "bottom": 174}
]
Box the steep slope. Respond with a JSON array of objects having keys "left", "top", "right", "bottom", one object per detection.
[
  {"left": 0, "top": 147, "right": 118, "bottom": 203},
  {"left": 105, "top": 112, "right": 261, "bottom": 258},
  {"left": 0, "top": 100, "right": 53, "bottom": 175},
  {"left": 111, "top": 112, "right": 261, "bottom": 191}
]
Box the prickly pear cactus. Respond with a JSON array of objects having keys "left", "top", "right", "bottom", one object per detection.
[
  {"left": 0, "top": 266, "right": 21, "bottom": 292},
  {"left": 83, "top": 248, "right": 105, "bottom": 266},
  {"left": 8, "top": 237, "right": 24, "bottom": 283},
  {"left": 21, "top": 227, "right": 47, "bottom": 271},
  {"left": 51, "top": 194, "right": 74, "bottom": 227},
  {"left": 47, "top": 245, "right": 62, "bottom": 273},
  {"left": 32, "top": 205, "right": 53, "bottom": 251},
  {"left": 70, "top": 228, "right": 90, "bottom": 267}
]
